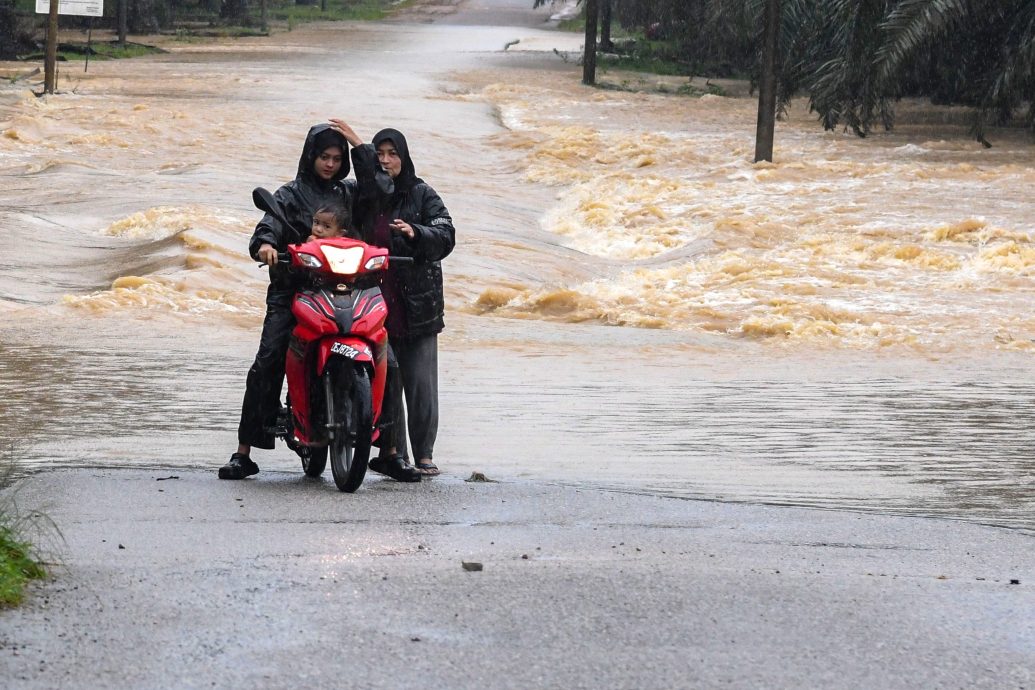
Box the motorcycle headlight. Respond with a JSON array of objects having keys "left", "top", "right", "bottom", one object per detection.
[
  {"left": 298, "top": 253, "right": 323, "bottom": 269},
  {"left": 321, "top": 245, "right": 365, "bottom": 275},
  {"left": 364, "top": 256, "right": 386, "bottom": 271}
]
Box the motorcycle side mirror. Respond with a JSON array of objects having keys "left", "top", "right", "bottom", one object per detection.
[{"left": 252, "top": 187, "right": 291, "bottom": 229}]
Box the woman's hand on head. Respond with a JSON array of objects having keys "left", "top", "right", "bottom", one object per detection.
[{"left": 328, "top": 118, "right": 362, "bottom": 147}]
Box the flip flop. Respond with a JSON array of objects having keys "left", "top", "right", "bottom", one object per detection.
[{"left": 416, "top": 461, "right": 440, "bottom": 476}]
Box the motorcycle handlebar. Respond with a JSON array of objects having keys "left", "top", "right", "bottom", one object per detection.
[
  {"left": 256, "top": 252, "right": 291, "bottom": 267},
  {"left": 259, "top": 254, "right": 413, "bottom": 268}
]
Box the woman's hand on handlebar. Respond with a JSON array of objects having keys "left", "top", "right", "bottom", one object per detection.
[{"left": 258, "top": 243, "right": 278, "bottom": 266}]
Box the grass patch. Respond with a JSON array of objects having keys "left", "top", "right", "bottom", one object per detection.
[
  {"left": 168, "top": 25, "right": 269, "bottom": 39},
  {"left": 63, "top": 41, "right": 165, "bottom": 60},
  {"left": 0, "top": 522, "right": 45, "bottom": 607},
  {"left": 678, "top": 81, "right": 725, "bottom": 97},
  {"left": 11, "top": 0, "right": 401, "bottom": 37},
  {"left": 17, "top": 41, "right": 165, "bottom": 62},
  {"left": 594, "top": 77, "right": 726, "bottom": 98},
  {"left": 557, "top": 17, "right": 584, "bottom": 32},
  {"left": 270, "top": 0, "right": 392, "bottom": 23},
  {"left": 0, "top": 447, "right": 46, "bottom": 608},
  {"left": 600, "top": 52, "right": 692, "bottom": 77},
  {"left": 0, "top": 444, "right": 48, "bottom": 608}
]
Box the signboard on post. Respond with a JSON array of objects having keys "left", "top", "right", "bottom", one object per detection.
[{"left": 35, "top": 0, "right": 103, "bottom": 17}]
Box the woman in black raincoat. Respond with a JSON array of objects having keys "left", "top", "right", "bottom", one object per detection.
[{"left": 332, "top": 120, "right": 455, "bottom": 476}]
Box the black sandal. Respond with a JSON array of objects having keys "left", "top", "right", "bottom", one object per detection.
[
  {"left": 416, "top": 460, "right": 440, "bottom": 476},
  {"left": 369, "top": 455, "right": 422, "bottom": 483}
]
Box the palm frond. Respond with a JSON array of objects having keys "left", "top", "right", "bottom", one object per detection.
[{"left": 875, "top": 0, "right": 968, "bottom": 83}]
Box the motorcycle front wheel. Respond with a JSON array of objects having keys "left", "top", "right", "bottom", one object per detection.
[{"left": 326, "top": 361, "right": 372, "bottom": 493}]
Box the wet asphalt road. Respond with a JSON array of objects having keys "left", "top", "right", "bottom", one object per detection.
[{"left": 1, "top": 469, "right": 1032, "bottom": 689}]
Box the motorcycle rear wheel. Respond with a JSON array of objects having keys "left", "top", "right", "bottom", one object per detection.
[
  {"left": 282, "top": 401, "right": 327, "bottom": 477},
  {"left": 328, "top": 362, "right": 372, "bottom": 493},
  {"left": 302, "top": 446, "right": 327, "bottom": 477}
]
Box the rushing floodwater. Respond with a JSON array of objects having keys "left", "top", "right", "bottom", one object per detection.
[{"left": 1, "top": 1, "right": 1033, "bottom": 533}]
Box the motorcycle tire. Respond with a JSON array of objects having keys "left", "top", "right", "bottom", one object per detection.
[
  {"left": 285, "top": 401, "right": 326, "bottom": 477},
  {"left": 302, "top": 446, "right": 327, "bottom": 477},
  {"left": 329, "top": 362, "right": 372, "bottom": 493}
]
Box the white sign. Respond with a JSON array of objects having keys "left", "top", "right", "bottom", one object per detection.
[{"left": 35, "top": 0, "right": 104, "bottom": 17}]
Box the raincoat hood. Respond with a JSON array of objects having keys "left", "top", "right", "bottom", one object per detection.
[
  {"left": 297, "top": 123, "right": 350, "bottom": 186},
  {"left": 373, "top": 128, "right": 423, "bottom": 195}
]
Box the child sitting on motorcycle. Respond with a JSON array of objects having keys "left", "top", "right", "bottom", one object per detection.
[
  {"left": 303, "top": 201, "right": 421, "bottom": 483},
  {"left": 306, "top": 203, "right": 355, "bottom": 242}
]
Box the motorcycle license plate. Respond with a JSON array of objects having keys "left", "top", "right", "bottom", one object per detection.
[{"left": 331, "top": 342, "right": 366, "bottom": 359}]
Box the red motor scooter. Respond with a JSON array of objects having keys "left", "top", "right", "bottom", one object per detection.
[{"left": 253, "top": 187, "right": 401, "bottom": 493}]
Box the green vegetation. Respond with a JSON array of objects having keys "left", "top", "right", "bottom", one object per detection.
[
  {"left": 0, "top": 522, "right": 44, "bottom": 607},
  {"left": 0, "top": 451, "right": 46, "bottom": 608},
  {"left": 556, "top": 17, "right": 584, "bottom": 32},
  {"left": 60, "top": 41, "right": 165, "bottom": 60},
  {"left": 601, "top": 52, "right": 690, "bottom": 77},
  {"left": 548, "top": 3, "right": 746, "bottom": 81},
  {"left": 2, "top": 0, "right": 405, "bottom": 59},
  {"left": 559, "top": 0, "right": 1035, "bottom": 143},
  {"left": 171, "top": 27, "right": 267, "bottom": 40},
  {"left": 692, "top": 0, "right": 1035, "bottom": 143},
  {"left": 270, "top": 0, "right": 392, "bottom": 23},
  {"left": 15, "top": 41, "right": 165, "bottom": 61},
  {"left": 595, "top": 75, "right": 726, "bottom": 97}
]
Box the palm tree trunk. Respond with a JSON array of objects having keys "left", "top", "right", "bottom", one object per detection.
[
  {"left": 583, "top": 0, "right": 599, "bottom": 85},
  {"left": 754, "top": 0, "right": 780, "bottom": 162},
  {"left": 118, "top": 0, "right": 128, "bottom": 46},
  {"left": 600, "top": 0, "right": 613, "bottom": 52}
]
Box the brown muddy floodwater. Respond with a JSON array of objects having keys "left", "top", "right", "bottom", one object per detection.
[{"left": 1, "top": 7, "right": 1033, "bottom": 533}]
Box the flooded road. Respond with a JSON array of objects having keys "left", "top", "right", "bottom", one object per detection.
[{"left": 1, "top": 0, "right": 1033, "bottom": 532}]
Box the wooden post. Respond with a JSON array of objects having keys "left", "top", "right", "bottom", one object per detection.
[
  {"left": 260, "top": 0, "right": 268, "bottom": 32},
  {"left": 44, "top": 0, "right": 59, "bottom": 94},
  {"left": 84, "top": 17, "right": 92, "bottom": 73},
  {"left": 582, "top": 0, "right": 598, "bottom": 86},
  {"left": 753, "top": 0, "right": 780, "bottom": 162}
]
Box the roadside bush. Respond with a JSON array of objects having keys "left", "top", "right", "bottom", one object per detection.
[
  {"left": 0, "top": 0, "right": 37, "bottom": 59},
  {"left": 0, "top": 522, "right": 44, "bottom": 607},
  {"left": 0, "top": 449, "right": 46, "bottom": 607}
]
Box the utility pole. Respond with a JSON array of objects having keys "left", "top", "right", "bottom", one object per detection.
[
  {"left": 44, "top": 0, "right": 59, "bottom": 94},
  {"left": 754, "top": 0, "right": 780, "bottom": 162},
  {"left": 582, "top": 0, "right": 598, "bottom": 85}
]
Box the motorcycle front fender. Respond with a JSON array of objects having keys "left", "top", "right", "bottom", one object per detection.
[{"left": 316, "top": 337, "right": 374, "bottom": 376}]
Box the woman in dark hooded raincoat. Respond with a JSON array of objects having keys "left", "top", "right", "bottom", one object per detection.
[{"left": 332, "top": 121, "right": 456, "bottom": 476}]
